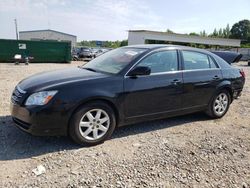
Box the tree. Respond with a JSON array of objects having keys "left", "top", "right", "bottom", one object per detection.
[
  {"left": 225, "top": 24, "right": 231, "bottom": 38},
  {"left": 120, "top": 40, "right": 128, "bottom": 47},
  {"left": 218, "top": 28, "right": 223, "bottom": 37},
  {"left": 189, "top": 32, "right": 199, "bottom": 36},
  {"left": 200, "top": 30, "right": 207, "bottom": 37},
  {"left": 230, "top": 19, "right": 250, "bottom": 43},
  {"left": 212, "top": 28, "right": 218, "bottom": 37},
  {"left": 166, "top": 29, "right": 174, "bottom": 34}
]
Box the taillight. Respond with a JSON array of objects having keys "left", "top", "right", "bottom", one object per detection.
[{"left": 240, "top": 69, "right": 245, "bottom": 78}]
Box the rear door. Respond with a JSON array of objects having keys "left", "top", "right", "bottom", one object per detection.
[{"left": 181, "top": 50, "right": 222, "bottom": 108}]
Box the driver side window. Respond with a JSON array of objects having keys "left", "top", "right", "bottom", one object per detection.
[{"left": 136, "top": 50, "right": 178, "bottom": 74}]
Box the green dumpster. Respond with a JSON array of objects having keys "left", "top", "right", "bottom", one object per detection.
[{"left": 0, "top": 39, "right": 71, "bottom": 63}]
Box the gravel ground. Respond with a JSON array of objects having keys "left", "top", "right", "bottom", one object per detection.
[{"left": 0, "top": 61, "right": 249, "bottom": 188}]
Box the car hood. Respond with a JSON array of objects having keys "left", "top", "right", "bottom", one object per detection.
[{"left": 18, "top": 67, "right": 109, "bottom": 91}]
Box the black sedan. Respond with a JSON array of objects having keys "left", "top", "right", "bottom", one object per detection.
[{"left": 10, "top": 45, "right": 245, "bottom": 145}]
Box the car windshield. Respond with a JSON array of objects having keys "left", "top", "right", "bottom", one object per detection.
[{"left": 82, "top": 48, "right": 146, "bottom": 74}]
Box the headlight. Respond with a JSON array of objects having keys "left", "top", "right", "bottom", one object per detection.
[{"left": 25, "top": 91, "right": 58, "bottom": 106}]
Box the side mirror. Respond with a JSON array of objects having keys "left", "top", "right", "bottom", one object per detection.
[{"left": 127, "top": 66, "right": 151, "bottom": 77}]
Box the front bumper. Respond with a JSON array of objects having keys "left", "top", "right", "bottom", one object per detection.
[
  {"left": 233, "top": 90, "right": 242, "bottom": 99},
  {"left": 10, "top": 102, "right": 69, "bottom": 136},
  {"left": 79, "top": 54, "right": 93, "bottom": 58}
]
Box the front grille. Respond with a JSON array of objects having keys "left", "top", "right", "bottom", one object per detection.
[{"left": 11, "top": 86, "right": 26, "bottom": 105}]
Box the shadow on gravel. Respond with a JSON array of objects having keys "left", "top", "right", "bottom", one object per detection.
[
  {"left": 0, "top": 116, "right": 78, "bottom": 161},
  {"left": 0, "top": 113, "right": 209, "bottom": 161},
  {"left": 112, "top": 112, "right": 209, "bottom": 139}
]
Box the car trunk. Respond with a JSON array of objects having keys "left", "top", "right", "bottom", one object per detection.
[{"left": 211, "top": 51, "right": 242, "bottom": 64}]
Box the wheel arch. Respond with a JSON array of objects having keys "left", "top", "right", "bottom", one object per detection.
[
  {"left": 206, "top": 81, "right": 233, "bottom": 118},
  {"left": 67, "top": 97, "right": 120, "bottom": 135},
  {"left": 215, "top": 81, "right": 233, "bottom": 102}
]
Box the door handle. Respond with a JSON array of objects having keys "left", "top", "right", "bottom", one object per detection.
[
  {"left": 213, "top": 75, "right": 220, "bottom": 80},
  {"left": 171, "top": 79, "right": 182, "bottom": 85}
]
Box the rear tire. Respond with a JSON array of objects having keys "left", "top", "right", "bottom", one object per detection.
[
  {"left": 206, "top": 90, "right": 231, "bottom": 118},
  {"left": 69, "top": 102, "right": 116, "bottom": 146}
]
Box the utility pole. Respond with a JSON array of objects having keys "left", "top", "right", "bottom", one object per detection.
[{"left": 14, "top": 18, "right": 18, "bottom": 40}]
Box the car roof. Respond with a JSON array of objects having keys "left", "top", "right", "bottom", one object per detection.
[
  {"left": 123, "top": 44, "right": 233, "bottom": 68},
  {"left": 124, "top": 44, "right": 175, "bottom": 49},
  {"left": 124, "top": 44, "right": 208, "bottom": 52}
]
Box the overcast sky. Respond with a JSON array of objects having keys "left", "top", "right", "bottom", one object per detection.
[{"left": 0, "top": 0, "right": 249, "bottom": 41}]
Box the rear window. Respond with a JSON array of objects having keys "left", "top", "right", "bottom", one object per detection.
[
  {"left": 82, "top": 49, "right": 90, "bottom": 52},
  {"left": 183, "top": 51, "right": 210, "bottom": 70}
]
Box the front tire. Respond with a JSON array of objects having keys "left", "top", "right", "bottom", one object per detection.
[
  {"left": 69, "top": 102, "right": 116, "bottom": 146},
  {"left": 206, "top": 90, "right": 231, "bottom": 118}
]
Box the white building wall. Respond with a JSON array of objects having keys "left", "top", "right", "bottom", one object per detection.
[
  {"left": 19, "top": 30, "right": 77, "bottom": 47},
  {"left": 128, "top": 32, "right": 145, "bottom": 45}
]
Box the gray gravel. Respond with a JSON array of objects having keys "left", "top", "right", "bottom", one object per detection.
[{"left": 0, "top": 62, "right": 249, "bottom": 187}]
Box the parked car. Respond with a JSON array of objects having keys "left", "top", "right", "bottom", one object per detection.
[
  {"left": 10, "top": 45, "right": 245, "bottom": 145},
  {"left": 78, "top": 47, "right": 95, "bottom": 59},
  {"left": 92, "top": 48, "right": 113, "bottom": 57},
  {"left": 91, "top": 48, "right": 104, "bottom": 57},
  {"left": 71, "top": 47, "right": 80, "bottom": 61}
]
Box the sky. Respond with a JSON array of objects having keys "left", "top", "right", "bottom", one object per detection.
[{"left": 0, "top": 0, "right": 249, "bottom": 41}]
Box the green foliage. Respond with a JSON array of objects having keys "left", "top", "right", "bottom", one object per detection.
[
  {"left": 120, "top": 40, "right": 128, "bottom": 47},
  {"left": 189, "top": 32, "right": 199, "bottom": 36},
  {"left": 78, "top": 41, "right": 96, "bottom": 47},
  {"left": 209, "top": 24, "right": 231, "bottom": 38},
  {"left": 212, "top": 28, "right": 218, "bottom": 37},
  {"left": 241, "top": 43, "right": 250, "bottom": 48},
  {"left": 77, "top": 40, "right": 128, "bottom": 48},
  {"left": 230, "top": 19, "right": 250, "bottom": 44},
  {"left": 194, "top": 20, "right": 250, "bottom": 47},
  {"left": 77, "top": 19, "right": 250, "bottom": 49},
  {"left": 166, "top": 29, "right": 174, "bottom": 34},
  {"left": 200, "top": 30, "right": 207, "bottom": 37},
  {"left": 224, "top": 24, "right": 231, "bottom": 38}
]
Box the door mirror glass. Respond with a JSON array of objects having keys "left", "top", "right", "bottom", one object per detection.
[{"left": 127, "top": 66, "right": 151, "bottom": 76}]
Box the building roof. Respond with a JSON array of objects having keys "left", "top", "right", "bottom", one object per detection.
[
  {"left": 128, "top": 30, "right": 238, "bottom": 42},
  {"left": 128, "top": 30, "right": 241, "bottom": 47},
  {"left": 19, "top": 29, "right": 76, "bottom": 37}
]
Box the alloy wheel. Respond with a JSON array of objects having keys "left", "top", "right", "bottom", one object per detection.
[
  {"left": 79, "top": 109, "right": 110, "bottom": 141},
  {"left": 213, "top": 93, "right": 229, "bottom": 116}
]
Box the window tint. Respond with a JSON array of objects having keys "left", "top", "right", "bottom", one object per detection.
[
  {"left": 182, "top": 51, "right": 210, "bottom": 70},
  {"left": 208, "top": 56, "right": 218, "bottom": 68},
  {"left": 136, "top": 50, "right": 178, "bottom": 74}
]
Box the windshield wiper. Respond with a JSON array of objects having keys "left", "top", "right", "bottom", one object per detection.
[{"left": 78, "top": 66, "right": 97, "bottom": 72}]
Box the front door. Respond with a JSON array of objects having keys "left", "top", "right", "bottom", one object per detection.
[{"left": 123, "top": 50, "right": 183, "bottom": 118}]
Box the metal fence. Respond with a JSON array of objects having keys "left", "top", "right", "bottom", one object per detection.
[
  {"left": 217, "top": 48, "right": 250, "bottom": 61},
  {"left": 232, "top": 48, "right": 250, "bottom": 61}
]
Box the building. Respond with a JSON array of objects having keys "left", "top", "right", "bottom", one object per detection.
[
  {"left": 128, "top": 30, "right": 241, "bottom": 47},
  {"left": 19, "top": 29, "right": 77, "bottom": 47}
]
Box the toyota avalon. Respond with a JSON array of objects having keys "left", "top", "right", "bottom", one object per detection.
[{"left": 10, "top": 45, "right": 245, "bottom": 145}]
